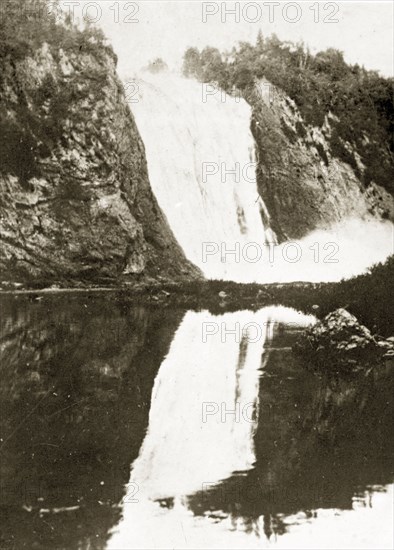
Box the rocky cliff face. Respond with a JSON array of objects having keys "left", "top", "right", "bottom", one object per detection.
[
  {"left": 0, "top": 38, "right": 201, "bottom": 287},
  {"left": 249, "top": 83, "right": 394, "bottom": 240}
]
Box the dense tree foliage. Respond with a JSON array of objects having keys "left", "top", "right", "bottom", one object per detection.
[
  {"left": 182, "top": 35, "right": 394, "bottom": 193},
  {"left": 0, "top": 0, "right": 112, "bottom": 62}
]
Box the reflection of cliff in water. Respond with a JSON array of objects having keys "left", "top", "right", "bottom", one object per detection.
[
  {"left": 186, "top": 323, "right": 394, "bottom": 538},
  {"left": 0, "top": 295, "right": 184, "bottom": 550}
]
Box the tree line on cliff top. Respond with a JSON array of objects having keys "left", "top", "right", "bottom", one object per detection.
[{"left": 182, "top": 33, "right": 394, "bottom": 194}]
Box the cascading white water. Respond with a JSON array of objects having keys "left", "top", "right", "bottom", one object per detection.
[
  {"left": 130, "top": 72, "right": 393, "bottom": 283},
  {"left": 131, "top": 73, "right": 275, "bottom": 282}
]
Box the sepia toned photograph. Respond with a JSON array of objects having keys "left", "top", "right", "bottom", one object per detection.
[{"left": 0, "top": 1, "right": 393, "bottom": 548}]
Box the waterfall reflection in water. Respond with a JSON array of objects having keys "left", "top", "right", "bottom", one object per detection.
[
  {"left": 108, "top": 306, "right": 393, "bottom": 550},
  {"left": 0, "top": 296, "right": 392, "bottom": 550}
]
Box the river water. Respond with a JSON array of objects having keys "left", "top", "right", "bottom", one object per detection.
[{"left": 0, "top": 294, "right": 393, "bottom": 549}]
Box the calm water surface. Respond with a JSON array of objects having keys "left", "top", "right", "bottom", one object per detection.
[{"left": 0, "top": 294, "right": 393, "bottom": 549}]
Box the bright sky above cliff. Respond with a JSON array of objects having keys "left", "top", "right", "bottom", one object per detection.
[{"left": 61, "top": 1, "right": 393, "bottom": 77}]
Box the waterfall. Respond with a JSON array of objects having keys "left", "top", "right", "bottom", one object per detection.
[
  {"left": 130, "top": 73, "right": 393, "bottom": 283},
  {"left": 131, "top": 73, "right": 274, "bottom": 282}
]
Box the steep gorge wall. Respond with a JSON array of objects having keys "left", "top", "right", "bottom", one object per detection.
[
  {"left": 248, "top": 82, "right": 394, "bottom": 240},
  {"left": 0, "top": 39, "right": 201, "bottom": 287}
]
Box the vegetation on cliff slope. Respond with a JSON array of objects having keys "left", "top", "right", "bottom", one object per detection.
[
  {"left": 182, "top": 34, "right": 394, "bottom": 194},
  {"left": 0, "top": 0, "right": 113, "bottom": 185}
]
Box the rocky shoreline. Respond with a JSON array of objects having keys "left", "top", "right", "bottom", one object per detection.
[
  {"left": 0, "top": 279, "right": 326, "bottom": 314},
  {"left": 2, "top": 281, "right": 393, "bottom": 378}
]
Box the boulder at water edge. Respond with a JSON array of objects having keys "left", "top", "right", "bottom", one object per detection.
[{"left": 293, "top": 308, "right": 394, "bottom": 374}]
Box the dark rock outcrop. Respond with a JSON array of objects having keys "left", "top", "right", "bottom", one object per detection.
[
  {"left": 248, "top": 84, "right": 394, "bottom": 240},
  {"left": 0, "top": 24, "right": 201, "bottom": 287},
  {"left": 294, "top": 308, "right": 394, "bottom": 373}
]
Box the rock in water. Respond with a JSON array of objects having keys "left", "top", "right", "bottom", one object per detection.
[{"left": 294, "top": 308, "right": 394, "bottom": 373}]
